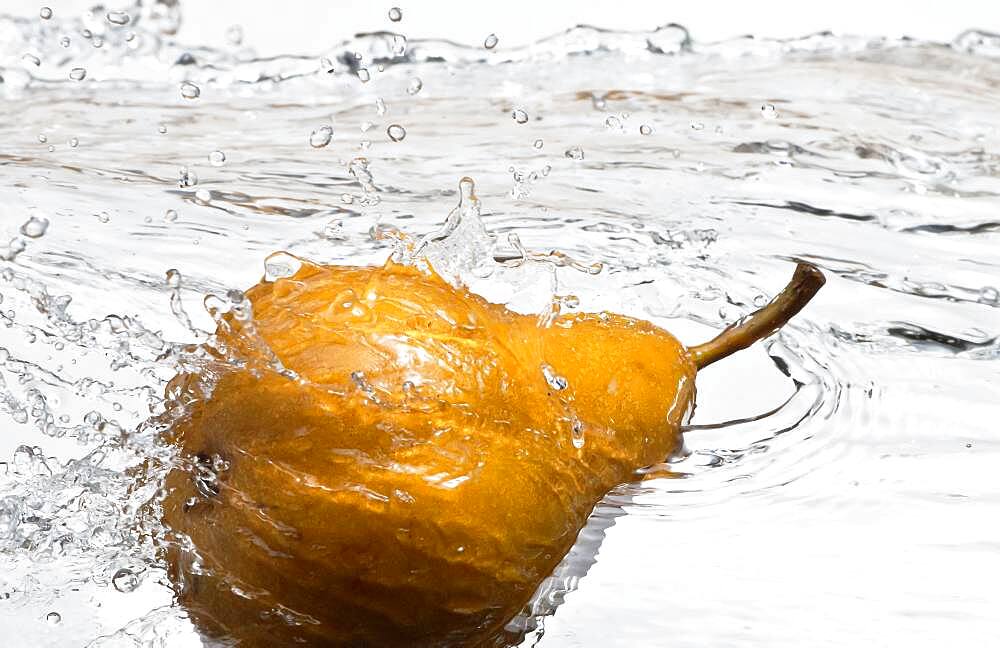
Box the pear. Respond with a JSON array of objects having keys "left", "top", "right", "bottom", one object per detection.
[{"left": 161, "top": 257, "right": 824, "bottom": 647}]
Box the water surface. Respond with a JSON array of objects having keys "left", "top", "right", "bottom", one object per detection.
[{"left": 1, "top": 4, "right": 999, "bottom": 646}]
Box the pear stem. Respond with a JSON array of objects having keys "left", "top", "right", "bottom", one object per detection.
[{"left": 688, "top": 262, "right": 825, "bottom": 370}]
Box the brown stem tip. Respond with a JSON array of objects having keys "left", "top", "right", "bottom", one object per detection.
[{"left": 688, "top": 262, "right": 826, "bottom": 370}]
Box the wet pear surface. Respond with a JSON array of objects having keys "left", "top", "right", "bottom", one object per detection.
[{"left": 163, "top": 259, "right": 695, "bottom": 647}]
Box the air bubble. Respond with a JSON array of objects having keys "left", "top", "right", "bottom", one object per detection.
[
  {"left": 180, "top": 82, "right": 201, "bottom": 99},
  {"left": 38, "top": 134, "right": 47, "bottom": 143},
  {"left": 45, "top": 612, "right": 61, "bottom": 625},
  {"left": 605, "top": 115, "right": 621, "bottom": 130},
  {"left": 761, "top": 103, "right": 778, "bottom": 119},
  {"left": 376, "top": 97, "right": 387, "bottom": 116},
  {"left": 68, "top": 137, "right": 79, "bottom": 148},
  {"left": 387, "top": 124, "right": 406, "bottom": 142},
  {"left": 388, "top": 7, "right": 402, "bottom": 21},
  {"left": 407, "top": 77, "right": 423, "bottom": 95},
  {"left": 640, "top": 124, "right": 653, "bottom": 135},
  {"left": 564, "top": 146, "right": 584, "bottom": 160},
  {"left": 22, "top": 53, "right": 41, "bottom": 67},
  {"left": 69, "top": 67, "right": 87, "bottom": 81},
  {"left": 40, "top": 7, "right": 52, "bottom": 19},
  {"left": 158, "top": 123, "right": 167, "bottom": 134},
  {"left": 484, "top": 33, "right": 498, "bottom": 49},
  {"left": 195, "top": 188, "right": 211, "bottom": 203},
  {"left": 59, "top": 36, "right": 70, "bottom": 48},
  {"left": 512, "top": 109, "right": 529, "bottom": 124},
  {"left": 980, "top": 286, "right": 999, "bottom": 304},
  {"left": 208, "top": 150, "right": 226, "bottom": 167},
  {"left": 533, "top": 138, "right": 544, "bottom": 149},
  {"left": 310, "top": 125, "right": 333, "bottom": 148},
  {"left": 164, "top": 209, "right": 178, "bottom": 222},
  {"left": 357, "top": 68, "right": 371, "bottom": 83},
  {"left": 20, "top": 217, "right": 49, "bottom": 239}
]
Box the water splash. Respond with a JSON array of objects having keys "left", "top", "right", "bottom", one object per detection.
[{"left": 0, "top": 1, "right": 998, "bottom": 645}]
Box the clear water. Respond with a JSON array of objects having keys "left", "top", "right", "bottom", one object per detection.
[{"left": 2, "top": 3, "right": 1000, "bottom": 646}]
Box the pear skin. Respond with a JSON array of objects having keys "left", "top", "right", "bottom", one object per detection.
[{"left": 161, "top": 258, "right": 824, "bottom": 647}]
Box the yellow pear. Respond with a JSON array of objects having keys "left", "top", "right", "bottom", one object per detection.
[{"left": 161, "top": 254, "right": 824, "bottom": 647}]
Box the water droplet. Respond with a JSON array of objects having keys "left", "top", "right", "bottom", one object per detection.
[
  {"left": 980, "top": 286, "right": 999, "bottom": 304},
  {"left": 541, "top": 363, "right": 569, "bottom": 391},
  {"left": 164, "top": 209, "right": 178, "bottom": 222},
  {"left": 39, "top": 7, "right": 52, "bottom": 19},
  {"left": 180, "top": 81, "right": 201, "bottom": 99},
  {"left": 158, "top": 123, "right": 167, "bottom": 134},
  {"left": 226, "top": 24, "right": 244, "bottom": 46},
  {"left": 208, "top": 150, "right": 226, "bottom": 167},
  {"left": 165, "top": 268, "right": 182, "bottom": 288},
  {"left": 533, "top": 138, "right": 544, "bottom": 149},
  {"left": 571, "top": 419, "right": 586, "bottom": 449},
  {"left": 310, "top": 125, "right": 333, "bottom": 148},
  {"left": 388, "top": 7, "right": 402, "bottom": 21},
  {"left": 112, "top": 568, "right": 142, "bottom": 593},
  {"left": 178, "top": 167, "right": 198, "bottom": 188},
  {"left": 375, "top": 97, "right": 387, "bottom": 116},
  {"left": 22, "top": 53, "right": 41, "bottom": 67},
  {"left": 512, "top": 108, "right": 528, "bottom": 124},
  {"left": 264, "top": 252, "right": 303, "bottom": 281},
  {"left": 564, "top": 146, "right": 585, "bottom": 160},
  {"left": 59, "top": 36, "right": 70, "bottom": 48},
  {"left": 406, "top": 77, "right": 423, "bottom": 95},
  {"left": 45, "top": 612, "right": 60, "bottom": 625},
  {"left": 323, "top": 220, "right": 346, "bottom": 241},
  {"left": 20, "top": 217, "right": 49, "bottom": 239},
  {"left": 68, "top": 137, "right": 79, "bottom": 148},
  {"left": 387, "top": 124, "right": 406, "bottom": 142},
  {"left": 639, "top": 124, "right": 653, "bottom": 135},
  {"left": 390, "top": 34, "right": 407, "bottom": 57},
  {"left": 761, "top": 103, "right": 778, "bottom": 120},
  {"left": 69, "top": 67, "right": 87, "bottom": 81},
  {"left": 106, "top": 11, "right": 130, "bottom": 25},
  {"left": 357, "top": 68, "right": 371, "bottom": 83}
]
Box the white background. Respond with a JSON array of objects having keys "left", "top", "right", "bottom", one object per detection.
[{"left": 5, "top": 0, "right": 1000, "bottom": 55}]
